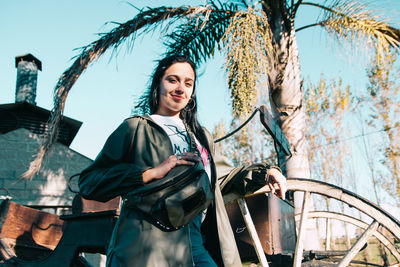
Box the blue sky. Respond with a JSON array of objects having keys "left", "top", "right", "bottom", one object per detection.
[
  {"left": 1, "top": 0, "right": 232, "bottom": 159},
  {"left": 1, "top": 0, "right": 399, "bottom": 161}
]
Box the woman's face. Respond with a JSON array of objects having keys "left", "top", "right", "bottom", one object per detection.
[{"left": 156, "top": 62, "right": 195, "bottom": 117}]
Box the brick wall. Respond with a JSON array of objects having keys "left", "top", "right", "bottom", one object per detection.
[
  {"left": 0, "top": 128, "right": 107, "bottom": 266},
  {"left": 0, "top": 128, "right": 92, "bottom": 207}
]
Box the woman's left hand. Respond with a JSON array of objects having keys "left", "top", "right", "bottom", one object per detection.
[{"left": 266, "top": 168, "right": 287, "bottom": 200}]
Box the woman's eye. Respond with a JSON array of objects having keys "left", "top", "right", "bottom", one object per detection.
[
  {"left": 167, "top": 78, "right": 177, "bottom": 83},
  {"left": 185, "top": 82, "right": 193, "bottom": 87}
]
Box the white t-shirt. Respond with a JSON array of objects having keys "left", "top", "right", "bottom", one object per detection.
[{"left": 150, "top": 114, "right": 211, "bottom": 178}]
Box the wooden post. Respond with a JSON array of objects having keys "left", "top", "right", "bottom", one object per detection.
[
  {"left": 326, "top": 218, "right": 331, "bottom": 251},
  {"left": 237, "top": 198, "right": 269, "bottom": 267},
  {"left": 294, "top": 191, "right": 311, "bottom": 267}
]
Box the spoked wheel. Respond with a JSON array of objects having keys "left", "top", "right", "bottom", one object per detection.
[
  {"left": 288, "top": 178, "right": 400, "bottom": 267},
  {"left": 224, "top": 178, "right": 400, "bottom": 267}
]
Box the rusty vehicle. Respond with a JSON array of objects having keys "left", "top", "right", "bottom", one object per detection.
[{"left": 0, "top": 107, "right": 399, "bottom": 267}]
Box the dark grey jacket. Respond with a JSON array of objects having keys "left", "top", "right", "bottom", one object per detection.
[{"left": 79, "top": 116, "right": 242, "bottom": 267}]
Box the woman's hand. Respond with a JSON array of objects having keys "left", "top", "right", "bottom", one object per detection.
[
  {"left": 142, "top": 152, "right": 201, "bottom": 183},
  {"left": 266, "top": 167, "right": 287, "bottom": 200}
]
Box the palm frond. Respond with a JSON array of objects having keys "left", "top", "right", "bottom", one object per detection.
[
  {"left": 316, "top": 0, "right": 400, "bottom": 61},
  {"left": 164, "top": 1, "right": 238, "bottom": 63},
  {"left": 223, "top": 7, "right": 274, "bottom": 118},
  {"left": 23, "top": 5, "right": 216, "bottom": 179}
]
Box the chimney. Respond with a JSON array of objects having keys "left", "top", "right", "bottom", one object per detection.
[{"left": 15, "top": 54, "right": 42, "bottom": 105}]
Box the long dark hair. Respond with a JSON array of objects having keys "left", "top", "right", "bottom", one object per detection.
[{"left": 134, "top": 55, "right": 210, "bottom": 150}]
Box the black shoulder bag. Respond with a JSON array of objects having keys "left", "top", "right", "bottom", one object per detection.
[{"left": 123, "top": 127, "right": 214, "bottom": 232}]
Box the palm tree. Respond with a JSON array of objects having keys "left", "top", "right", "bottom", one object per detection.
[{"left": 24, "top": 0, "right": 400, "bottom": 199}]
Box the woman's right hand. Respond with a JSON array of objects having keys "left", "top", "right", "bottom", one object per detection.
[{"left": 142, "top": 152, "right": 201, "bottom": 183}]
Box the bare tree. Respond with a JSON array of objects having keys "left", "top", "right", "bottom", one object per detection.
[{"left": 366, "top": 51, "right": 400, "bottom": 202}]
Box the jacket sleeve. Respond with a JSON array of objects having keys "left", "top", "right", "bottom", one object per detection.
[{"left": 79, "top": 120, "right": 146, "bottom": 202}]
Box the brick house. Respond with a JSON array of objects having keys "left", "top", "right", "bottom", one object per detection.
[
  {"left": 0, "top": 54, "right": 108, "bottom": 266},
  {"left": 0, "top": 54, "right": 92, "bottom": 211}
]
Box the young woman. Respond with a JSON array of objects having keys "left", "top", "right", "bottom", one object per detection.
[{"left": 79, "top": 55, "right": 287, "bottom": 267}]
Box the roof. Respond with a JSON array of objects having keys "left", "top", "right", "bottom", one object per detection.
[{"left": 0, "top": 102, "right": 81, "bottom": 147}]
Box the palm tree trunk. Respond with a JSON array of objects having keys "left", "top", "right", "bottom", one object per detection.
[
  {"left": 262, "top": 0, "right": 319, "bottom": 250},
  {"left": 263, "top": 0, "right": 309, "bottom": 181}
]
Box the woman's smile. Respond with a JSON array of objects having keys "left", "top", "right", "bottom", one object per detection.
[{"left": 171, "top": 94, "right": 184, "bottom": 101}]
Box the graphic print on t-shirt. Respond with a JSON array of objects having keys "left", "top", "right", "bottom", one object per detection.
[
  {"left": 165, "top": 124, "right": 210, "bottom": 167},
  {"left": 197, "top": 145, "right": 209, "bottom": 167},
  {"left": 164, "top": 124, "right": 190, "bottom": 154},
  {"left": 150, "top": 114, "right": 190, "bottom": 155},
  {"left": 150, "top": 114, "right": 211, "bottom": 175},
  {"left": 164, "top": 124, "right": 190, "bottom": 152}
]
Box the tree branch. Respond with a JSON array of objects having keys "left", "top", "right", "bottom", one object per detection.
[{"left": 296, "top": 22, "right": 324, "bottom": 32}]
